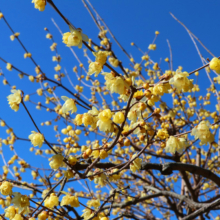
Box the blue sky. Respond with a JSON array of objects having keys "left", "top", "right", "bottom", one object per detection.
[{"left": 0, "top": 0, "right": 220, "bottom": 219}]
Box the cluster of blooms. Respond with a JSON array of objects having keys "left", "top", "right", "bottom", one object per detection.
[
  {"left": 88, "top": 51, "right": 111, "bottom": 76},
  {"left": 32, "top": 0, "right": 46, "bottom": 11},
  {"left": 62, "top": 27, "right": 89, "bottom": 49},
  {"left": 7, "top": 90, "right": 22, "bottom": 112},
  {"left": 191, "top": 120, "right": 214, "bottom": 145},
  {"left": 2, "top": 2, "right": 220, "bottom": 219}
]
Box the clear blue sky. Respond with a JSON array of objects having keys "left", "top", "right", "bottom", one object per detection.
[{"left": 0, "top": 0, "right": 220, "bottom": 219}]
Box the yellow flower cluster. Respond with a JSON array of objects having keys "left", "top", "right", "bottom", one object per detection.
[
  {"left": 62, "top": 28, "right": 88, "bottom": 48},
  {"left": 88, "top": 51, "right": 110, "bottom": 76},
  {"left": 61, "top": 194, "right": 79, "bottom": 207},
  {"left": 0, "top": 181, "right": 13, "bottom": 196},
  {"left": 61, "top": 96, "right": 77, "bottom": 114},
  {"left": 130, "top": 154, "right": 142, "bottom": 172},
  {"left": 7, "top": 90, "right": 22, "bottom": 112},
  {"left": 44, "top": 193, "right": 59, "bottom": 209},
  {"left": 169, "top": 71, "right": 193, "bottom": 92},
  {"left": 97, "top": 109, "right": 113, "bottom": 132},
  {"left": 104, "top": 72, "right": 129, "bottom": 95},
  {"left": 49, "top": 154, "right": 64, "bottom": 170},
  {"left": 191, "top": 121, "right": 214, "bottom": 145},
  {"left": 75, "top": 107, "right": 99, "bottom": 129},
  {"left": 32, "top": 0, "right": 46, "bottom": 11},
  {"left": 28, "top": 131, "right": 44, "bottom": 147},
  {"left": 11, "top": 192, "right": 30, "bottom": 214},
  {"left": 165, "top": 136, "right": 189, "bottom": 154},
  {"left": 209, "top": 57, "right": 220, "bottom": 74}
]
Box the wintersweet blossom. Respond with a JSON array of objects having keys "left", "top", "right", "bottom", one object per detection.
[
  {"left": 12, "top": 214, "right": 23, "bottom": 220},
  {"left": 94, "top": 172, "right": 107, "bottom": 187},
  {"left": 6, "top": 63, "right": 12, "bottom": 71},
  {"left": 93, "top": 51, "right": 110, "bottom": 66},
  {"left": 7, "top": 89, "right": 22, "bottom": 112},
  {"left": 44, "top": 193, "right": 59, "bottom": 209},
  {"left": 61, "top": 96, "right": 77, "bottom": 114},
  {"left": 191, "top": 120, "right": 214, "bottom": 145},
  {"left": 108, "top": 57, "right": 119, "bottom": 67},
  {"left": 104, "top": 72, "right": 129, "bottom": 95},
  {"left": 61, "top": 194, "right": 79, "bottom": 207},
  {"left": 130, "top": 154, "right": 142, "bottom": 173},
  {"left": 32, "top": 0, "right": 46, "bottom": 11},
  {"left": 11, "top": 192, "right": 30, "bottom": 214},
  {"left": 4, "top": 206, "right": 16, "bottom": 220},
  {"left": 37, "top": 211, "right": 48, "bottom": 220},
  {"left": 0, "top": 181, "right": 13, "bottom": 195},
  {"left": 87, "top": 199, "right": 101, "bottom": 208},
  {"left": 49, "top": 154, "right": 64, "bottom": 170},
  {"left": 209, "top": 57, "right": 220, "bottom": 74},
  {"left": 165, "top": 136, "right": 189, "bottom": 154},
  {"left": 169, "top": 71, "right": 193, "bottom": 92},
  {"left": 87, "top": 61, "right": 103, "bottom": 77},
  {"left": 28, "top": 131, "right": 44, "bottom": 147},
  {"left": 62, "top": 27, "right": 88, "bottom": 48},
  {"left": 97, "top": 109, "right": 113, "bottom": 132},
  {"left": 113, "top": 112, "right": 125, "bottom": 124}
]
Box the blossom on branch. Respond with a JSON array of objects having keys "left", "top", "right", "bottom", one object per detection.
[
  {"left": 165, "top": 136, "right": 189, "bottom": 154},
  {"left": 32, "top": 0, "right": 46, "bottom": 11},
  {"left": 7, "top": 90, "right": 22, "bottom": 112},
  {"left": 61, "top": 96, "right": 77, "bottom": 114},
  {"left": 28, "top": 131, "right": 44, "bottom": 148},
  {"left": 62, "top": 27, "right": 88, "bottom": 48},
  {"left": 191, "top": 120, "right": 214, "bottom": 145}
]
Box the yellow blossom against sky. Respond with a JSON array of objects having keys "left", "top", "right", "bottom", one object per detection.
[{"left": 0, "top": 1, "right": 220, "bottom": 220}]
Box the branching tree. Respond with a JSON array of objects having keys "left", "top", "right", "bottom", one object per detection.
[{"left": 0, "top": 1, "right": 220, "bottom": 220}]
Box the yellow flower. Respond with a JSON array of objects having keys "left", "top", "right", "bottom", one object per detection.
[
  {"left": 94, "top": 172, "right": 107, "bottom": 187},
  {"left": 7, "top": 89, "right": 22, "bottom": 112},
  {"left": 169, "top": 71, "right": 193, "bottom": 92},
  {"left": 5, "top": 206, "right": 16, "bottom": 220},
  {"left": 81, "top": 208, "right": 93, "bottom": 220},
  {"left": 12, "top": 214, "right": 23, "bottom": 220},
  {"left": 61, "top": 96, "right": 77, "bottom": 114},
  {"left": 87, "top": 61, "right": 103, "bottom": 77},
  {"left": 93, "top": 51, "right": 110, "bottom": 66},
  {"left": 28, "top": 131, "right": 44, "bottom": 148},
  {"left": 87, "top": 199, "right": 100, "bottom": 208},
  {"left": 6, "top": 63, "right": 13, "bottom": 71},
  {"left": 108, "top": 57, "right": 119, "bottom": 67},
  {"left": 0, "top": 181, "right": 13, "bottom": 195},
  {"left": 44, "top": 193, "right": 59, "bottom": 209},
  {"left": 37, "top": 211, "right": 48, "bottom": 220},
  {"left": 156, "top": 128, "right": 169, "bottom": 140},
  {"left": 97, "top": 109, "right": 112, "bottom": 132},
  {"left": 130, "top": 154, "right": 142, "bottom": 172},
  {"left": 104, "top": 72, "right": 128, "bottom": 95},
  {"left": 0, "top": 12, "right": 3, "bottom": 19},
  {"left": 32, "top": 0, "right": 46, "bottom": 11},
  {"left": 209, "top": 57, "right": 220, "bottom": 74},
  {"left": 61, "top": 195, "right": 79, "bottom": 207},
  {"left": 62, "top": 27, "right": 88, "bottom": 48},
  {"left": 152, "top": 83, "right": 170, "bottom": 96},
  {"left": 11, "top": 192, "right": 30, "bottom": 215},
  {"left": 113, "top": 112, "right": 125, "bottom": 124},
  {"left": 74, "top": 114, "right": 83, "bottom": 125},
  {"left": 165, "top": 136, "right": 189, "bottom": 154},
  {"left": 191, "top": 120, "right": 214, "bottom": 145},
  {"left": 49, "top": 154, "right": 64, "bottom": 170},
  {"left": 148, "top": 44, "right": 156, "bottom": 50},
  {"left": 54, "top": 64, "right": 61, "bottom": 72},
  {"left": 82, "top": 113, "right": 95, "bottom": 127},
  {"left": 99, "top": 150, "right": 108, "bottom": 159}
]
